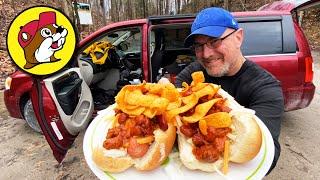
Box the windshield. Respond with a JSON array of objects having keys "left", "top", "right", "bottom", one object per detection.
[{"left": 102, "top": 30, "right": 129, "bottom": 44}]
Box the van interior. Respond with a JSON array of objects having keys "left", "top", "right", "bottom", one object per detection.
[{"left": 76, "top": 24, "right": 195, "bottom": 110}]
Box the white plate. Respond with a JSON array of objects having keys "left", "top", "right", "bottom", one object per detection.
[{"left": 83, "top": 105, "right": 274, "bottom": 180}]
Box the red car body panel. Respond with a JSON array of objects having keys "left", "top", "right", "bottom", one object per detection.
[
  {"left": 30, "top": 80, "right": 77, "bottom": 162},
  {"left": 233, "top": 10, "right": 291, "bottom": 16},
  {"left": 257, "top": 1, "right": 295, "bottom": 11},
  {"left": 142, "top": 23, "right": 150, "bottom": 81},
  {"left": 4, "top": 71, "right": 32, "bottom": 118},
  {"left": 248, "top": 54, "right": 300, "bottom": 89},
  {"left": 282, "top": 21, "right": 316, "bottom": 111}
]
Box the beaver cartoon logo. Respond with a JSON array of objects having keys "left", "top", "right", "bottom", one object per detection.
[
  {"left": 18, "top": 12, "right": 68, "bottom": 69},
  {"left": 18, "top": 11, "right": 68, "bottom": 69},
  {"left": 7, "top": 6, "right": 76, "bottom": 76}
]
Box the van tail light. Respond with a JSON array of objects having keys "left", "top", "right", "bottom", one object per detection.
[{"left": 305, "top": 56, "right": 313, "bottom": 83}]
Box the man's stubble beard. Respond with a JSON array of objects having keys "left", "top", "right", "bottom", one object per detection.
[{"left": 201, "top": 61, "right": 230, "bottom": 77}]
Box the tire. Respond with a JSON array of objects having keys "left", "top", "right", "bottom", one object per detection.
[{"left": 23, "top": 99, "right": 42, "bottom": 133}]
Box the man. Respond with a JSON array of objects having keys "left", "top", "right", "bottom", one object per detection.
[{"left": 176, "top": 7, "right": 284, "bottom": 173}]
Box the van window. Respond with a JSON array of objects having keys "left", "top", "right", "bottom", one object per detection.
[
  {"left": 107, "top": 28, "right": 141, "bottom": 54},
  {"left": 240, "top": 21, "right": 283, "bottom": 55}
]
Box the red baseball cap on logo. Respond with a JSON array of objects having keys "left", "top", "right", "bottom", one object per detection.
[{"left": 18, "top": 11, "right": 56, "bottom": 48}]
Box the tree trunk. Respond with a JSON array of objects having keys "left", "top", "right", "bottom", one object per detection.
[
  {"left": 110, "top": 0, "right": 116, "bottom": 22},
  {"left": 224, "top": 0, "right": 229, "bottom": 10},
  {"left": 176, "top": 0, "right": 181, "bottom": 14},
  {"left": 142, "top": 0, "right": 146, "bottom": 17},
  {"left": 60, "top": 0, "right": 75, "bottom": 23},
  {"left": 145, "top": 0, "right": 149, "bottom": 17},
  {"left": 72, "top": 0, "right": 81, "bottom": 39},
  {"left": 165, "top": 0, "right": 169, "bottom": 14},
  {"left": 156, "top": 0, "right": 158, "bottom": 15},
  {"left": 117, "top": 0, "right": 121, "bottom": 21},
  {"left": 127, "top": 0, "right": 132, "bottom": 19},
  {"left": 159, "top": 0, "right": 163, "bottom": 15},
  {"left": 100, "top": 0, "right": 107, "bottom": 25},
  {"left": 298, "top": 10, "right": 304, "bottom": 26}
]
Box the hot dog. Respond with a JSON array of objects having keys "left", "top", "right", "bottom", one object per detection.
[
  {"left": 172, "top": 71, "right": 262, "bottom": 173},
  {"left": 92, "top": 82, "right": 179, "bottom": 173}
]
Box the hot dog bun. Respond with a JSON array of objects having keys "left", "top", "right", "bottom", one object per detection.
[
  {"left": 177, "top": 87, "right": 262, "bottom": 172},
  {"left": 92, "top": 109, "right": 176, "bottom": 173},
  {"left": 217, "top": 87, "right": 262, "bottom": 163},
  {"left": 228, "top": 111, "right": 262, "bottom": 163}
]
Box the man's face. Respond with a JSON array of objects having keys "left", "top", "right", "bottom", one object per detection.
[{"left": 193, "top": 28, "right": 242, "bottom": 77}]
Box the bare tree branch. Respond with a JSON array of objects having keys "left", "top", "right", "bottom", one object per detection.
[{"left": 239, "top": 0, "right": 247, "bottom": 11}]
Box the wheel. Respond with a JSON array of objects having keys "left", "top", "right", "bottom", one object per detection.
[{"left": 23, "top": 99, "right": 42, "bottom": 133}]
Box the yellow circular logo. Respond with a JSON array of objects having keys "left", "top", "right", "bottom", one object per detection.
[{"left": 7, "top": 6, "right": 77, "bottom": 76}]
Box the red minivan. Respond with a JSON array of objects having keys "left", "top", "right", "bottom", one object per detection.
[{"left": 4, "top": 1, "right": 318, "bottom": 162}]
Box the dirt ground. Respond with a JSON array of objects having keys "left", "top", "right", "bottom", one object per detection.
[
  {"left": 0, "top": 103, "right": 96, "bottom": 179},
  {"left": 0, "top": 51, "right": 319, "bottom": 179}
]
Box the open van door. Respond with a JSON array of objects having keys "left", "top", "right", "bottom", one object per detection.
[
  {"left": 291, "top": 0, "right": 320, "bottom": 11},
  {"left": 30, "top": 68, "right": 93, "bottom": 163},
  {"left": 257, "top": 0, "right": 320, "bottom": 12}
]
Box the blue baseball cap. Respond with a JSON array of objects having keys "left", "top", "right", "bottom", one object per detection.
[{"left": 185, "top": 7, "right": 239, "bottom": 47}]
